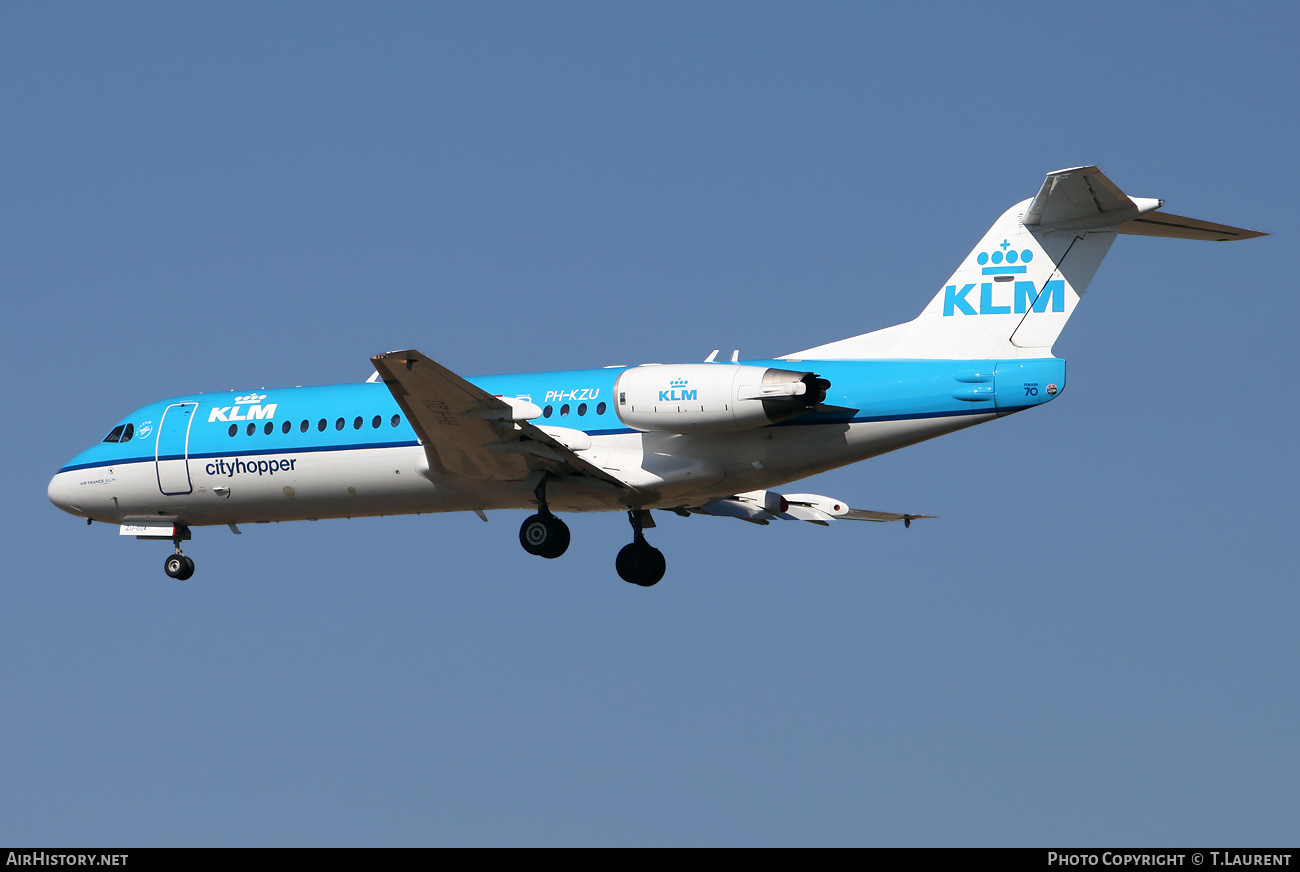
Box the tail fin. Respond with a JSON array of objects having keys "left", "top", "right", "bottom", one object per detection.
[{"left": 787, "top": 166, "right": 1266, "bottom": 361}]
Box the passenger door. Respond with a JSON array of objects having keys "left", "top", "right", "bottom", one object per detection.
[{"left": 155, "top": 403, "right": 197, "bottom": 495}]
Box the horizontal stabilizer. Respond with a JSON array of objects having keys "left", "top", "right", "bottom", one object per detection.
[
  {"left": 844, "top": 509, "right": 936, "bottom": 523},
  {"left": 1120, "top": 211, "right": 1267, "bottom": 241},
  {"left": 1023, "top": 165, "right": 1156, "bottom": 231}
]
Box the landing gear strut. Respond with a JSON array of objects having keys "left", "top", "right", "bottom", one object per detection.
[
  {"left": 616, "top": 509, "right": 666, "bottom": 587},
  {"left": 519, "top": 477, "right": 570, "bottom": 559},
  {"left": 163, "top": 530, "right": 195, "bottom": 580}
]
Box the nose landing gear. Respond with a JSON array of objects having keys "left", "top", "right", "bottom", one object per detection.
[
  {"left": 163, "top": 551, "right": 195, "bottom": 580},
  {"left": 617, "top": 509, "right": 665, "bottom": 587},
  {"left": 164, "top": 553, "right": 195, "bottom": 580},
  {"left": 163, "top": 528, "right": 195, "bottom": 580}
]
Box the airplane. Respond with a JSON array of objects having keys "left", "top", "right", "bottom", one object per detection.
[{"left": 47, "top": 166, "right": 1266, "bottom": 587}]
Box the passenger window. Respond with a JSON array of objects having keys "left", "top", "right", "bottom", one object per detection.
[
  {"left": 577, "top": 403, "right": 587, "bottom": 416},
  {"left": 103, "top": 425, "right": 125, "bottom": 443},
  {"left": 560, "top": 404, "right": 570, "bottom": 417},
  {"left": 264, "top": 422, "right": 273, "bottom": 435},
  {"left": 543, "top": 405, "right": 553, "bottom": 418},
  {"left": 228, "top": 424, "right": 237, "bottom": 437},
  {"left": 121, "top": 423, "right": 134, "bottom": 442},
  {"left": 300, "top": 420, "right": 309, "bottom": 433},
  {"left": 391, "top": 414, "right": 400, "bottom": 427},
  {"left": 318, "top": 419, "right": 327, "bottom": 432},
  {"left": 372, "top": 415, "right": 381, "bottom": 429},
  {"left": 597, "top": 402, "right": 607, "bottom": 415},
  {"left": 282, "top": 421, "right": 291, "bottom": 434},
  {"left": 246, "top": 423, "right": 256, "bottom": 436},
  {"left": 353, "top": 416, "right": 363, "bottom": 430}
]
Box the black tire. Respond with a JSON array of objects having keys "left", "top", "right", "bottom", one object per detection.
[
  {"left": 519, "top": 514, "right": 571, "bottom": 559},
  {"left": 616, "top": 541, "right": 666, "bottom": 587},
  {"left": 648, "top": 548, "right": 666, "bottom": 585},
  {"left": 164, "top": 554, "right": 186, "bottom": 579},
  {"left": 176, "top": 556, "right": 195, "bottom": 581}
]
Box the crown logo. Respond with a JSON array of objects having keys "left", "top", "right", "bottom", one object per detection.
[
  {"left": 669, "top": 378, "right": 689, "bottom": 388},
  {"left": 977, "top": 239, "right": 1034, "bottom": 267},
  {"left": 976, "top": 240, "right": 1035, "bottom": 275},
  {"left": 234, "top": 393, "right": 267, "bottom": 404}
]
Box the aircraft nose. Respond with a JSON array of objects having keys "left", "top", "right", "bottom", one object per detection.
[{"left": 48, "top": 471, "right": 86, "bottom": 519}]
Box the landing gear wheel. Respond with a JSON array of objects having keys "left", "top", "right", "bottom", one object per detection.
[
  {"left": 164, "top": 554, "right": 195, "bottom": 580},
  {"left": 519, "top": 513, "right": 571, "bottom": 559},
  {"left": 616, "top": 541, "right": 666, "bottom": 587}
]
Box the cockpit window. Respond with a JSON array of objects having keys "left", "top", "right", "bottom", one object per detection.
[
  {"left": 103, "top": 425, "right": 126, "bottom": 443},
  {"left": 121, "top": 423, "right": 134, "bottom": 442}
]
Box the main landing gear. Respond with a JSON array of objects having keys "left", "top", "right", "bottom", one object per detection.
[
  {"left": 518, "top": 478, "right": 571, "bottom": 559},
  {"left": 163, "top": 529, "right": 195, "bottom": 580},
  {"left": 517, "top": 479, "right": 665, "bottom": 585},
  {"left": 519, "top": 512, "right": 570, "bottom": 559},
  {"left": 616, "top": 509, "right": 666, "bottom": 587}
]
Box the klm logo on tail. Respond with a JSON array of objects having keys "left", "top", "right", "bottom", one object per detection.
[
  {"left": 943, "top": 280, "right": 1064, "bottom": 316},
  {"left": 943, "top": 241, "right": 1063, "bottom": 317}
]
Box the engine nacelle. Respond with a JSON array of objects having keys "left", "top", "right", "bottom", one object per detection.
[{"left": 613, "top": 364, "right": 829, "bottom": 434}]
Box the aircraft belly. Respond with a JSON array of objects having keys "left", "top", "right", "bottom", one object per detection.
[
  {"left": 785, "top": 414, "right": 994, "bottom": 479},
  {"left": 552, "top": 413, "right": 997, "bottom": 509},
  {"left": 602, "top": 414, "right": 996, "bottom": 506}
]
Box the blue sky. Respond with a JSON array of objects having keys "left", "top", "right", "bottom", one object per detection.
[{"left": 3, "top": 2, "right": 1296, "bottom": 846}]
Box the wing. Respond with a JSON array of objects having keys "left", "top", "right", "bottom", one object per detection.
[
  {"left": 676, "top": 490, "right": 935, "bottom": 527},
  {"left": 370, "top": 350, "right": 637, "bottom": 494}
]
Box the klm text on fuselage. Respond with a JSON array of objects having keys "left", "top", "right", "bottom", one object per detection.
[{"left": 207, "top": 403, "right": 278, "bottom": 423}]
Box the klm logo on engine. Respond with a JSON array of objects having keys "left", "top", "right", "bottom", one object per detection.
[
  {"left": 208, "top": 393, "right": 278, "bottom": 423},
  {"left": 944, "top": 279, "right": 1065, "bottom": 317},
  {"left": 660, "top": 378, "right": 697, "bottom": 402}
]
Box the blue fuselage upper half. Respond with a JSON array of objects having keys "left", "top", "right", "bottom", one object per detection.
[{"left": 56, "top": 357, "right": 1066, "bottom": 477}]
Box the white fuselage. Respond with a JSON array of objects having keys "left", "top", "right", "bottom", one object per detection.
[{"left": 49, "top": 413, "right": 992, "bottom": 527}]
